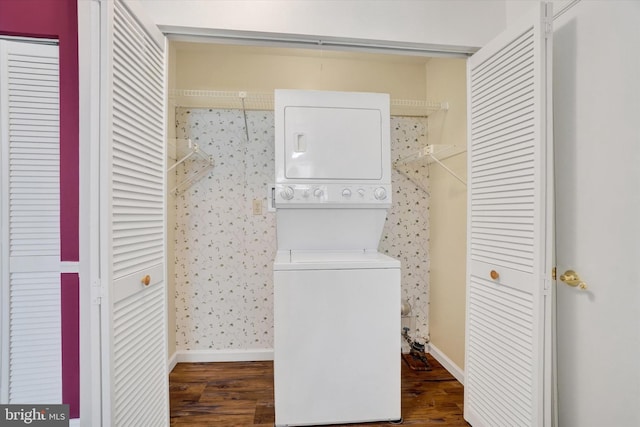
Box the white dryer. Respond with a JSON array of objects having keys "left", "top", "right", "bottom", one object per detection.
[{"left": 273, "top": 90, "right": 401, "bottom": 426}]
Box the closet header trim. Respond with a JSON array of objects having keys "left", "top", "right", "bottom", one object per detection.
[{"left": 163, "top": 27, "right": 476, "bottom": 58}]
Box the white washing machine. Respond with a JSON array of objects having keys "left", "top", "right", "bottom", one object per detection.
[
  {"left": 273, "top": 90, "right": 401, "bottom": 426},
  {"left": 274, "top": 250, "right": 400, "bottom": 426}
]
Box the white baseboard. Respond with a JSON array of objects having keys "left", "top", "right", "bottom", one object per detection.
[
  {"left": 168, "top": 346, "right": 464, "bottom": 384},
  {"left": 69, "top": 419, "right": 80, "bottom": 427},
  {"left": 171, "top": 348, "right": 274, "bottom": 365},
  {"left": 428, "top": 343, "right": 465, "bottom": 385},
  {"left": 168, "top": 351, "right": 178, "bottom": 372}
]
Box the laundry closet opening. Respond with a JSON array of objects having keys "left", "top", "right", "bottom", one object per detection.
[{"left": 166, "top": 41, "right": 468, "bottom": 376}]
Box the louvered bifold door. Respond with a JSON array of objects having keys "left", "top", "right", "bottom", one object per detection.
[
  {"left": 464, "top": 3, "right": 553, "bottom": 427},
  {"left": 101, "top": 0, "right": 168, "bottom": 425},
  {"left": 0, "top": 40, "right": 62, "bottom": 404}
]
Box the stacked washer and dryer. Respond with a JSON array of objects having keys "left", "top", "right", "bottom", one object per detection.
[{"left": 273, "top": 90, "right": 401, "bottom": 426}]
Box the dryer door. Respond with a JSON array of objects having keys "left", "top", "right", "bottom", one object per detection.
[{"left": 284, "top": 105, "right": 383, "bottom": 180}]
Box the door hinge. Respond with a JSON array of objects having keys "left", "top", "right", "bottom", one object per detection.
[
  {"left": 91, "top": 278, "right": 103, "bottom": 305},
  {"left": 544, "top": 3, "right": 553, "bottom": 38},
  {"left": 545, "top": 21, "right": 553, "bottom": 38}
]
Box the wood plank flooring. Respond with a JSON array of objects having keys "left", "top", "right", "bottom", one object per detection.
[{"left": 170, "top": 354, "right": 469, "bottom": 426}]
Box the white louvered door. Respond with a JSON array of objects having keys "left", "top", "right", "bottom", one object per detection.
[
  {"left": 100, "top": 0, "right": 168, "bottom": 425},
  {"left": 465, "top": 3, "right": 553, "bottom": 427},
  {"left": 0, "top": 40, "right": 62, "bottom": 404}
]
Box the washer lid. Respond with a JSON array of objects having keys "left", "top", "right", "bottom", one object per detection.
[{"left": 274, "top": 250, "right": 400, "bottom": 270}]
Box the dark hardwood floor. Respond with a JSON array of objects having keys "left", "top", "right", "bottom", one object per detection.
[{"left": 170, "top": 353, "right": 469, "bottom": 426}]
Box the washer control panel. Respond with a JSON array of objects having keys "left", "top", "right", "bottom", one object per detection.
[{"left": 274, "top": 183, "right": 391, "bottom": 206}]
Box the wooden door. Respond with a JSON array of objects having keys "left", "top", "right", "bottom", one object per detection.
[
  {"left": 554, "top": 2, "right": 640, "bottom": 426},
  {"left": 99, "top": 0, "right": 168, "bottom": 425},
  {"left": 464, "top": 3, "right": 554, "bottom": 426},
  {"left": 0, "top": 39, "right": 62, "bottom": 404}
]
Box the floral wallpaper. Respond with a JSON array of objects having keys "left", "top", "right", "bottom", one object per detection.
[
  {"left": 383, "top": 116, "right": 430, "bottom": 341},
  {"left": 173, "top": 108, "right": 430, "bottom": 352}
]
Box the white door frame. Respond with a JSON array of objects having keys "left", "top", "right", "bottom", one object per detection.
[{"left": 78, "top": 0, "right": 104, "bottom": 425}]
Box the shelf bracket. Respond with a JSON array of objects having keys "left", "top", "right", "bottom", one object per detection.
[
  {"left": 393, "top": 144, "right": 467, "bottom": 188},
  {"left": 167, "top": 138, "right": 214, "bottom": 194}
]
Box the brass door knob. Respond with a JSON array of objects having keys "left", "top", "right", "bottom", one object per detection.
[
  {"left": 141, "top": 275, "right": 151, "bottom": 286},
  {"left": 559, "top": 270, "right": 587, "bottom": 290}
]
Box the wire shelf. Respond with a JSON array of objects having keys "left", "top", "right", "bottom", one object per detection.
[{"left": 170, "top": 89, "right": 448, "bottom": 117}]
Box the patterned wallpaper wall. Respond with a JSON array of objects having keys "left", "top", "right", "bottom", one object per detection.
[{"left": 173, "top": 108, "right": 430, "bottom": 352}]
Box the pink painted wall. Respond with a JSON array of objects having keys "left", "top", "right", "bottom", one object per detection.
[{"left": 0, "top": 0, "right": 79, "bottom": 418}]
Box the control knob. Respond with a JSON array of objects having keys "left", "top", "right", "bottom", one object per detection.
[
  {"left": 342, "top": 188, "right": 352, "bottom": 198},
  {"left": 374, "top": 187, "right": 387, "bottom": 200},
  {"left": 280, "top": 186, "right": 294, "bottom": 200},
  {"left": 313, "top": 188, "right": 324, "bottom": 198}
]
